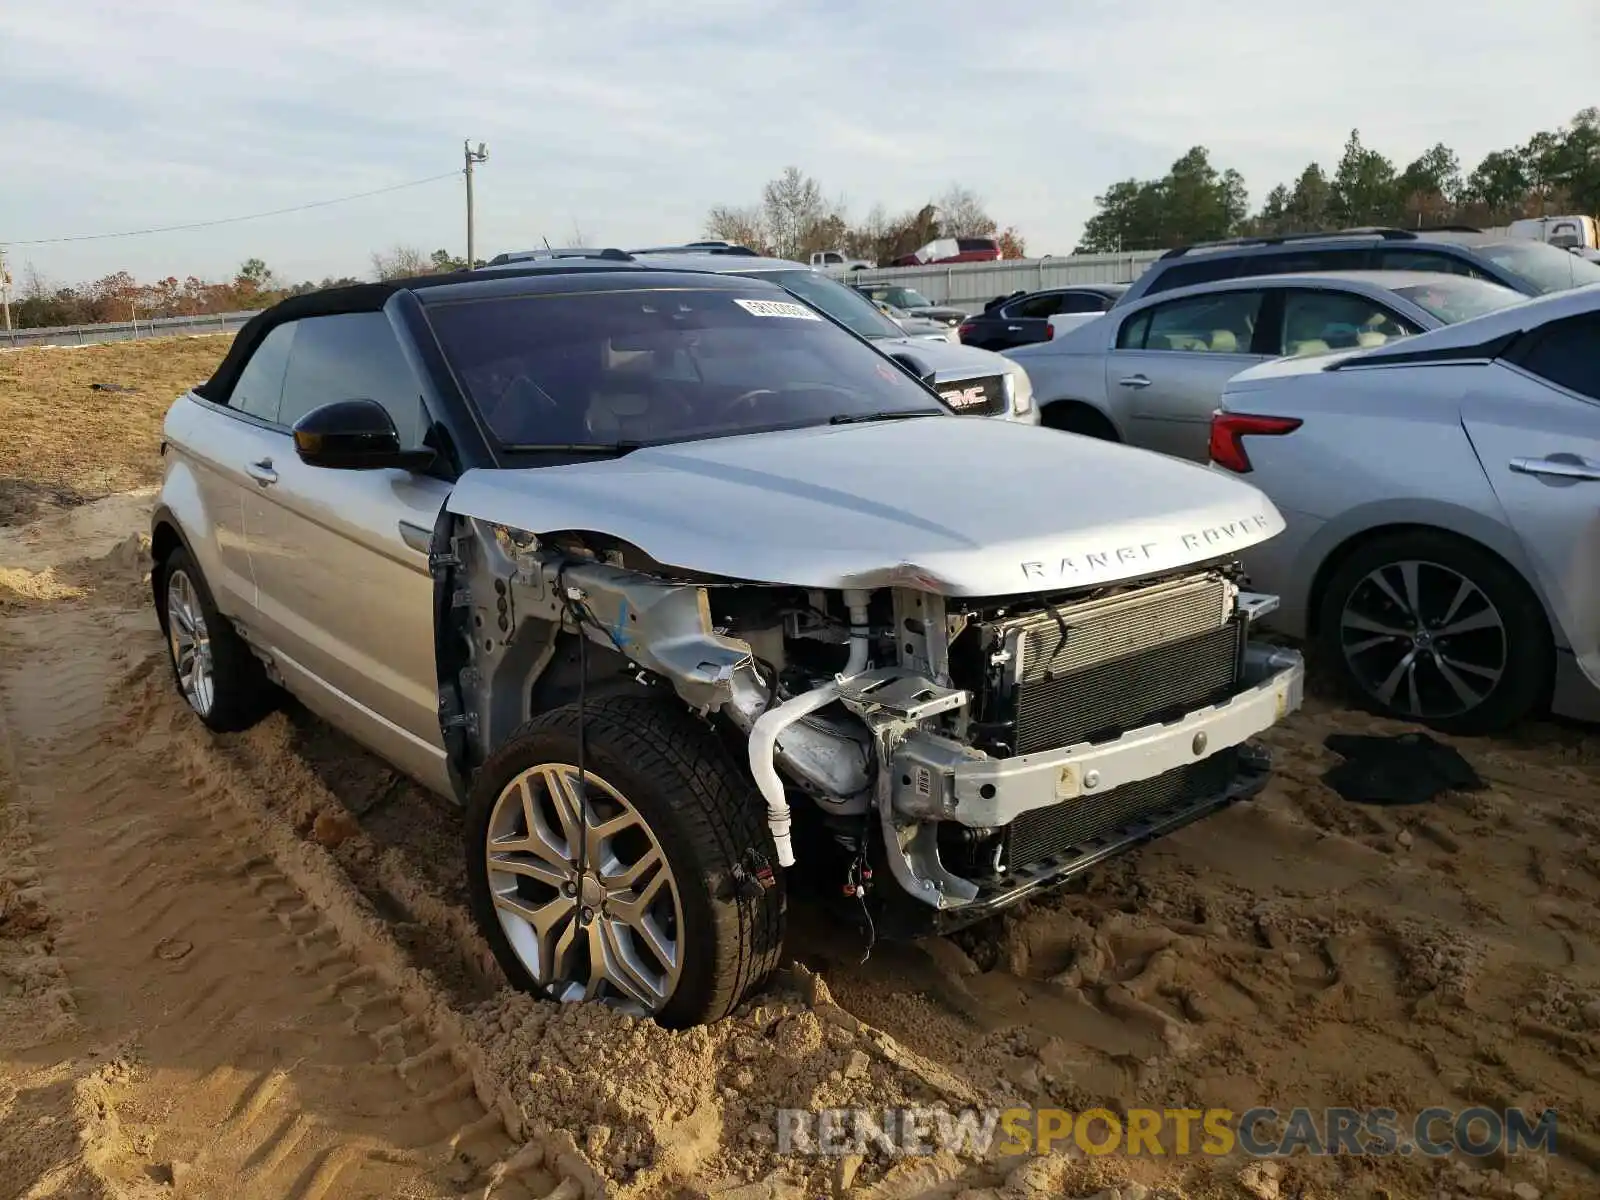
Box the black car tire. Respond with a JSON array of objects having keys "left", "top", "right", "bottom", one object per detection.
[{"left": 155, "top": 546, "right": 278, "bottom": 732}]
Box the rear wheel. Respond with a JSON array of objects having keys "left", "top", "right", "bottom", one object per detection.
[
  {"left": 156, "top": 547, "right": 277, "bottom": 732},
  {"left": 1315, "top": 530, "right": 1551, "bottom": 734},
  {"left": 465, "top": 696, "right": 785, "bottom": 1027},
  {"left": 1041, "top": 402, "right": 1119, "bottom": 441}
]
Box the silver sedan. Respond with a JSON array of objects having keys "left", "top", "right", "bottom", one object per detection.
[
  {"left": 1004, "top": 271, "right": 1527, "bottom": 460},
  {"left": 1210, "top": 282, "right": 1600, "bottom": 733}
]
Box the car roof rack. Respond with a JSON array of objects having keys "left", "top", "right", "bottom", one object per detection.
[
  {"left": 485, "top": 247, "right": 635, "bottom": 265},
  {"left": 1158, "top": 227, "right": 1422, "bottom": 260},
  {"left": 1414, "top": 224, "right": 1483, "bottom": 234},
  {"left": 627, "top": 243, "right": 761, "bottom": 257}
]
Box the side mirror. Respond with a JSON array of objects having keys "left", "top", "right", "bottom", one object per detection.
[{"left": 292, "top": 399, "right": 435, "bottom": 471}]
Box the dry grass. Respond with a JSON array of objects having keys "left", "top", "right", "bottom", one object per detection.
[{"left": 0, "top": 336, "right": 229, "bottom": 525}]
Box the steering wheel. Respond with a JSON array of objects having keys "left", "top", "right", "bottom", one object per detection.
[{"left": 721, "top": 382, "right": 861, "bottom": 422}]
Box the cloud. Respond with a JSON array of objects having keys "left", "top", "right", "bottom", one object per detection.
[{"left": 1, "top": 0, "right": 1595, "bottom": 285}]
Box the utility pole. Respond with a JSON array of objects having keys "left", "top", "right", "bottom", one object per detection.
[
  {"left": 463, "top": 140, "right": 489, "bottom": 268},
  {"left": 0, "top": 245, "right": 12, "bottom": 334}
]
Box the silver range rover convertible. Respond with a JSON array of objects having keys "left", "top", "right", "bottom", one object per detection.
[{"left": 151, "top": 262, "right": 1305, "bottom": 1027}]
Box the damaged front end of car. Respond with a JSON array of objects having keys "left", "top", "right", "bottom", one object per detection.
[{"left": 428, "top": 512, "right": 1305, "bottom": 936}]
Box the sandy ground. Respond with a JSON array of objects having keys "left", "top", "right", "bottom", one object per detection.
[{"left": 2, "top": 339, "right": 1598, "bottom": 1200}]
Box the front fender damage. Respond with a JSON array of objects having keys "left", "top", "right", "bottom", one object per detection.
[{"left": 432, "top": 517, "right": 755, "bottom": 776}]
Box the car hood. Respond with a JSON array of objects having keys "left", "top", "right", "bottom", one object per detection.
[
  {"left": 909, "top": 305, "right": 967, "bottom": 321},
  {"left": 874, "top": 335, "right": 1018, "bottom": 382},
  {"left": 445, "top": 417, "right": 1285, "bottom": 597}
]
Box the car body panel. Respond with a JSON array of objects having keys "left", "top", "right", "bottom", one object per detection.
[
  {"left": 444, "top": 415, "right": 1286, "bottom": 597},
  {"left": 1459, "top": 372, "right": 1600, "bottom": 689},
  {"left": 242, "top": 426, "right": 454, "bottom": 792},
  {"left": 1215, "top": 285, "right": 1600, "bottom": 721},
  {"left": 961, "top": 286, "right": 1125, "bottom": 351},
  {"left": 161, "top": 395, "right": 284, "bottom": 618}
]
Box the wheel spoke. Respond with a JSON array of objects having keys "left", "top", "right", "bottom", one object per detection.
[
  {"left": 603, "top": 843, "right": 660, "bottom": 892},
  {"left": 1438, "top": 608, "right": 1502, "bottom": 636},
  {"left": 538, "top": 766, "right": 588, "bottom": 859},
  {"left": 504, "top": 776, "right": 575, "bottom": 871},
  {"left": 597, "top": 920, "right": 662, "bottom": 1010},
  {"left": 1437, "top": 653, "right": 1502, "bottom": 682},
  {"left": 1397, "top": 561, "right": 1424, "bottom": 623},
  {"left": 1342, "top": 611, "right": 1410, "bottom": 637},
  {"left": 1374, "top": 648, "right": 1420, "bottom": 710},
  {"left": 488, "top": 852, "right": 570, "bottom": 889},
  {"left": 607, "top": 863, "right": 667, "bottom": 926},
  {"left": 1370, "top": 567, "right": 1412, "bottom": 618},
  {"left": 1344, "top": 634, "right": 1397, "bottom": 657},
  {"left": 582, "top": 919, "right": 609, "bottom": 1001},
  {"left": 584, "top": 810, "right": 637, "bottom": 876},
  {"left": 1437, "top": 578, "right": 1474, "bottom": 629},
  {"left": 1432, "top": 655, "right": 1488, "bottom": 708}
]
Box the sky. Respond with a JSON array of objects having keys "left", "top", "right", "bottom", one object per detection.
[{"left": 1, "top": 0, "right": 1597, "bottom": 288}]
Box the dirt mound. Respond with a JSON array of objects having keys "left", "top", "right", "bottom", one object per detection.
[{"left": 3, "top": 495, "right": 1599, "bottom": 1200}]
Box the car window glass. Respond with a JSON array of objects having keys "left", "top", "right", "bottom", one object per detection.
[
  {"left": 1011, "top": 294, "right": 1060, "bottom": 319},
  {"left": 1374, "top": 249, "right": 1481, "bottom": 278},
  {"left": 1134, "top": 291, "right": 1264, "bottom": 353},
  {"left": 1148, "top": 257, "right": 1240, "bottom": 295},
  {"left": 1116, "top": 310, "right": 1151, "bottom": 349},
  {"left": 1279, "top": 289, "right": 1419, "bottom": 356},
  {"left": 424, "top": 288, "right": 950, "bottom": 449},
  {"left": 1244, "top": 248, "right": 1372, "bottom": 276},
  {"left": 1517, "top": 314, "right": 1600, "bottom": 401},
  {"left": 1058, "top": 292, "right": 1109, "bottom": 314},
  {"left": 227, "top": 323, "right": 296, "bottom": 422},
  {"left": 1477, "top": 240, "right": 1600, "bottom": 293},
  {"left": 1389, "top": 278, "right": 1524, "bottom": 324},
  {"left": 278, "top": 312, "right": 427, "bottom": 446}
]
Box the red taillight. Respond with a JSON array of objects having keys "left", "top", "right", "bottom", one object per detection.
[
  {"left": 957, "top": 322, "right": 976, "bottom": 341},
  {"left": 1208, "top": 411, "right": 1302, "bottom": 473},
  {"left": 1044, "top": 322, "right": 1055, "bottom": 340}
]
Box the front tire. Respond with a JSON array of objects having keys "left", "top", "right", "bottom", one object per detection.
[
  {"left": 156, "top": 548, "right": 277, "bottom": 732},
  {"left": 465, "top": 696, "right": 786, "bottom": 1027},
  {"left": 1315, "top": 530, "right": 1551, "bottom": 734}
]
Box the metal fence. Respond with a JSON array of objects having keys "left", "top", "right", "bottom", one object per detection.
[
  {"left": 845, "top": 251, "right": 1165, "bottom": 309},
  {"left": 1, "top": 309, "right": 261, "bottom": 350}
]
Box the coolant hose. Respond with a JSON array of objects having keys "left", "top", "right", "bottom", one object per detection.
[
  {"left": 748, "top": 680, "right": 843, "bottom": 868},
  {"left": 842, "top": 588, "right": 872, "bottom": 679}
]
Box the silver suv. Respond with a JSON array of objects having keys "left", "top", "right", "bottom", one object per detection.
[{"left": 151, "top": 261, "right": 1305, "bottom": 1026}]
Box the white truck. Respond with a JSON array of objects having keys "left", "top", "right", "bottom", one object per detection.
[{"left": 810, "top": 250, "right": 875, "bottom": 272}]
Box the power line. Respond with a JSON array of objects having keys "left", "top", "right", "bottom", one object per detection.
[{"left": 6, "top": 170, "right": 462, "bottom": 246}]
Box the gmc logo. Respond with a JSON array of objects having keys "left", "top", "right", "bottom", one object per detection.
[{"left": 941, "top": 385, "right": 988, "bottom": 410}]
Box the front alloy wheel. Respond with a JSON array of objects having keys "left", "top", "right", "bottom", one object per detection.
[{"left": 485, "top": 763, "right": 683, "bottom": 1013}]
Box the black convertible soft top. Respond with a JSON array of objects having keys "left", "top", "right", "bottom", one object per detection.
[{"left": 195, "top": 266, "right": 647, "bottom": 403}]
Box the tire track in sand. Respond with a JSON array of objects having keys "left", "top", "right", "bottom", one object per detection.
[{"left": 0, "top": 607, "right": 571, "bottom": 1199}]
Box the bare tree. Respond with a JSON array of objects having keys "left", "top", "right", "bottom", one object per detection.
[
  {"left": 705, "top": 204, "right": 770, "bottom": 252},
  {"left": 935, "top": 184, "right": 996, "bottom": 238},
  {"left": 370, "top": 245, "right": 430, "bottom": 281},
  {"left": 761, "top": 167, "right": 832, "bottom": 260}
]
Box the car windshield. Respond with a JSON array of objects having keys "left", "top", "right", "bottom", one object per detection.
[
  {"left": 1389, "top": 278, "right": 1527, "bottom": 324},
  {"left": 424, "top": 286, "right": 946, "bottom": 450},
  {"left": 1476, "top": 240, "right": 1600, "bottom": 294},
  {"left": 887, "top": 288, "right": 934, "bottom": 308},
  {"left": 744, "top": 269, "right": 904, "bottom": 339}
]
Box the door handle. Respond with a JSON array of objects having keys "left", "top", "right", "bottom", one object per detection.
[
  {"left": 1509, "top": 456, "right": 1600, "bottom": 482},
  {"left": 245, "top": 458, "right": 278, "bottom": 487},
  {"left": 1118, "top": 374, "right": 1152, "bottom": 389},
  {"left": 1006, "top": 325, "right": 1022, "bottom": 331}
]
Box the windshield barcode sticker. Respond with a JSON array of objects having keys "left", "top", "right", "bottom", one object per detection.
[{"left": 734, "top": 298, "right": 821, "bottom": 321}]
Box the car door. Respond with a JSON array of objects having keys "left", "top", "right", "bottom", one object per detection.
[
  {"left": 168, "top": 321, "right": 297, "bottom": 620},
  {"left": 1106, "top": 287, "right": 1273, "bottom": 460},
  {"left": 242, "top": 310, "right": 454, "bottom": 794},
  {"left": 1462, "top": 312, "right": 1600, "bottom": 689}
]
